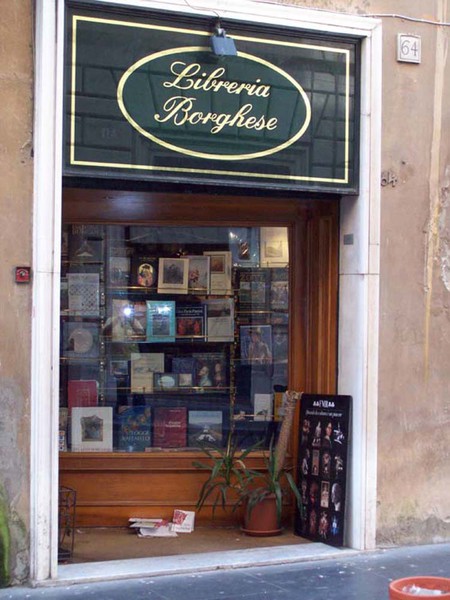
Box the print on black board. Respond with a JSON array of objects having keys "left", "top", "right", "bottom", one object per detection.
[{"left": 295, "top": 394, "right": 351, "bottom": 547}]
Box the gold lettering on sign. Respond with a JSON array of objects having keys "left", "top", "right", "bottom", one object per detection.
[
  {"left": 154, "top": 97, "right": 278, "bottom": 134},
  {"left": 163, "top": 62, "right": 272, "bottom": 98},
  {"left": 117, "top": 46, "right": 312, "bottom": 161},
  {"left": 156, "top": 61, "right": 277, "bottom": 133}
]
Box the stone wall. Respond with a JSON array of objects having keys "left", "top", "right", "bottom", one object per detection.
[
  {"left": 2, "top": 0, "right": 450, "bottom": 586},
  {"left": 0, "top": 0, "right": 33, "bottom": 585},
  {"left": 288, "top": 0, "right": 450, "bottom": 546}
]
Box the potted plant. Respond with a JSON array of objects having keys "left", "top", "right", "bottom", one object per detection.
[
  {"left": 239, "top": 390, "right": 303, "bottom": 536},
  {"left": 193, "top": 428, "right": 262, "bottom": 517},
  {"left": 193, "top": 390, "right": 303, "bottom": 535}
]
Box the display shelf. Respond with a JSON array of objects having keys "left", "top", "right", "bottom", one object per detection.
[{"left": 59, "top": 223, "right": 290, "bottom": 455}]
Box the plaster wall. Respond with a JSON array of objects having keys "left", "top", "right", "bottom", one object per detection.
[
  {"left": 291, "top": 0, "right": 450, "bottom": 544},
  {"left": 0, "top": 0, "right": 34, "bottom": 584},
  {"left": 2, "top": 0, "right": 450, "bottom": 585},
  {"left": 375, "top": 2, "right": 450, "bottom": 546}
]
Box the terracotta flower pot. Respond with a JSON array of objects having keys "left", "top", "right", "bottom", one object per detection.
[
  {"left": 389, "top": 577, "right": 450, "bottom": 599},
  {"left": 241, "top": 495, "right": 282, "bottom": 537}
]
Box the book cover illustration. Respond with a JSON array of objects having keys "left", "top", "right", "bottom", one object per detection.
[
  {"left": 60, "top": 278, "right": 68, "bottom": 312},
  {"left": 154, "top": 373, "right": 179, "bottom": 391},
  {"left": 157, "top": 258, "right": 189, "bottom": 294},
  {"left": 192, "top": 352, "right": 228, "bottom": 389},
  {"left": 130, "top": 352, "right": 164, "bottom": 394},
  {"left": 153, "top": 407, "right": 187, "bottom": 448},
  {"left": 274, "top": 390, "right": 287, "bottom": 421},
  {"left": 229, "top": 227, "right": 260, "bottom": 267},
  {"left": 272, "top": 325, "right": 288, "bottom": 364},
  {"left": 71, "top": 406, "right": 113, "bottom": 452},
  {"left": 260, "top": 227, "right": 289, "bottom": 267},
  {"left": 172, "top": 509, "right": 195, "bottom": 533},
  {"left": 253, "top": 393, "right": 273, "bottom": 421},
  {"left": 175, "top": 304, "right": 206, "bottom": 341},
  {"left": 131, "top": 254, "right": 158, "bottom": 289},
  {"left": 67, "top": 379, "right": 98, "bottom": 412},
  {"left": 270, "top": 267, "right": 289, "bottom": 311},
  {"left": 129, "top": 517, "right": 177, "bottom": 538},
  {"left": 67, "top": 272, "right": 100, "bottom": 316},
  {"left": 117, "top": 405, "right": 152, "bottom": 452},
  {"left": 203, "top": 297, "right": 234, "bottom": 342},
  {"left": 172, "top": 356, "right": 197, "bottom": 388},
  {"left": 237, "top": 268, "right": 270, "bottom": 312},
  {"left": 108, "top": 256, "right": 130, "bottom": 287},
  {"left": 187, "top": 255, "right": 210, "bottom": 294},
  {"left": 110, "top": 299, "right": 147, "bottom": 341},
  {"left": 59, "top": 408, "right": 69, "bottom": 451},
  {"left": 240, "top": 325, "right": 273, "bottom": 365},
  {"left": 146, "top": 300, "right": 176, "bottom": 343},
  {"left": 188, "top": 410, "right": 223, "bottom": 446},
  {"left": 62, "top": 321, "right": 100, "bottom": 359},
  {"left": 203, "top": 250, "right": 232, "bottom": 295},
  {"left": 68, "top": 225, "right": 103, "bottom": 263}
]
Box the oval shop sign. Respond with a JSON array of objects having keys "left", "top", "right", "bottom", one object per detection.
[{"left": 117, "top": 47, "right": 311, "bottom": 161}]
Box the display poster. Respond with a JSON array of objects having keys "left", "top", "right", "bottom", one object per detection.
[{"left": 294, "top": 394, "right": 351, "bottom": 547}]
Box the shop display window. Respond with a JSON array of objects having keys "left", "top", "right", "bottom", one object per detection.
[{"left": 59, "top": 224, "right": 289, "bottom": 452}]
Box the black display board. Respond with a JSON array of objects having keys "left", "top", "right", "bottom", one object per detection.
[{"left": 294, "top": 394, "right": 351, "bottom": 547}]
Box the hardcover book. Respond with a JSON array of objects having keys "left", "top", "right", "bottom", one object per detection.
[
  {"left": 69, "top": 225, "right": 103, "bottom": 263},
  {"left": 172, "top": 356, "right": 197, "bottom": 386},
  {"left": 117, "top": 405, "right": 152, "bottom": 452},
  {"left": 270, "top": 267, "right": 289, "bottom": 310},
  {"left": 260, "top": 227, "right": 289, "bottom": 267},
  {"left": 272, "top": 325, "right": 288, "bottom": 366},
  {"left": 229, "top": 227, "right": 260, "bottom": 267},
  {"left": 192, "top": 352, "right": 228, "bottom": 389},
  {"left": 240, "top": 325, "right": 273, "bottom": 365},
  {"left": 67, "top": 379, "right": 98, "bottom": 412},
  {"left": 175, "top": 304, "right": 206, "bottom": 341},
  {"left": 157, "top": 258, "right": 189, "bottom": 294},
  {"left": 202, "top": 297, "right": 234, "bottom": 342},
  {"left": 187, "top": 255, "right": 210, "bottom": 294},
  {"left": 131, "top": 254, "right": 158, "bottom": 289},
  {"left": 254, "top": 393, "right": 273, "bottom": 421},
  {"left": 172, "top": 509, "right": 195, "bottom": 533},
  {"left": 67, "top": 272, "right": 100, "bottom": 316},
  {"left": 178, "top": 373, "right": 193, "bottom": 387},
  {"left": 108, "top": 256, "right": 130, "bottom": 287},
  {"left": 153, "top": 373, "right": 179, "bottom": 391},
  {"left": 146, "top": 300, "right": 176, "bottom": 343},
  {"left": 237, "top": 268, "right": 270, "bottom": 311},
  {"left": 203, "top": 250, "right": 232, "bottom": 295},
  {"left": 188, "top": 410, "right": 223, "bottom": 447},
  {"left": 110, "top": 299, "right": 147, "bottom": 341},
  {"left": 71, "top": 406, "right": 113, "bottom": 452},
  {"left": 153, "top": 407, "right": 187, "bottom": 448},
  {"left": 59, "top": 408, "right": 69, "bottom": 452},
  {"left": 274, "top": 390, "right": 287, "bottom": 421},
  {"left": 130, "top": 352, "right": 164, "bottom": 394},
  {"left": 62, "top": 322, "right": 100, "bottom": 359}
]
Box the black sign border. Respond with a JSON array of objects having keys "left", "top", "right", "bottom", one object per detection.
[{"left": 64, "top": 2, "right": 361, "bottom": 194}]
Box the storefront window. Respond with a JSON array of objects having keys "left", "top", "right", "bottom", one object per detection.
[{"left": 59, "top": 224, "right": 289, "bottom": 452}]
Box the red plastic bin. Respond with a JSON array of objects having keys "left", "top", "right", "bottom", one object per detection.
[{"left": 389, "top": 577, "right": 450, "bottom": 599}]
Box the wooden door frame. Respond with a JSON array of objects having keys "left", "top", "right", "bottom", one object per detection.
[
  {"left": 63, "top": 187, "right": 339, "bottom": 394},
  {"left": 60, "top": 188, "right": 339, "bottom": 526}
]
